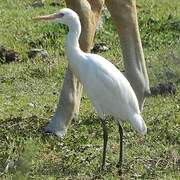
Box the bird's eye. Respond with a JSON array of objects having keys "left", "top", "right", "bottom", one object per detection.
[{"left": 57, "top": 13, "right": 65, "bottom": 18}]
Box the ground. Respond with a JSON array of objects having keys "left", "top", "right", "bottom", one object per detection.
[{"left": 0, "top": 0, "right": 179, "bottom": 179}]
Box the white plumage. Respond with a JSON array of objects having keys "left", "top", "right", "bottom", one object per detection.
[
  {"left": 76, "top": 53, "right": 146, "bottom": 133},
  {"left": 33, "top": 8, "right": 147, "bottom": 172}
]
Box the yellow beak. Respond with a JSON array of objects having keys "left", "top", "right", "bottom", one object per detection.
[{"left": 32, "top": 14, "right": 57, "bottom": 21}]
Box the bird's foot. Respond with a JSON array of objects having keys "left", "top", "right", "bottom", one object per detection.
[
  {"left": 116, "top": 162, "right": 123, "bottom": 176},
  {"left": 101, "top": 165, "right": 105, "bottom": 171},
  {"left": 96, "top": 164, "right": 106, "bottom": 173},
  {"left": 118, "top": 168, "right": 123, "bottom": 176}
]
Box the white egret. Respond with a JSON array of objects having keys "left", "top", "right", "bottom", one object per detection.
[{"left": 33, "top": 8, "right": 147, "bottom": 173}]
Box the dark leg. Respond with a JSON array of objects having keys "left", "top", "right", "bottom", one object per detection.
[
  {"left": 101, "top": 119, "right": 108, "bottom": 170},
  {"left": 118, "top": 123, "right": 124, "bottom": 175}
]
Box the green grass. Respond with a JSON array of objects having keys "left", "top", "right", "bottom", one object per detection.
[{"left": 0, "top": 0, "right": 180, "bottom": 179}]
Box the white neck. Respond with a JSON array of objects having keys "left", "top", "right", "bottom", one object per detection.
[
  {"left": 65, "top": 19, "right": 82, "bottom": 58},
  {"left": 64, "top": 18, "right": 85, "bottom": 79}
]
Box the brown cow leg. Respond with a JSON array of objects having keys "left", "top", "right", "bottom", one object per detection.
[
  {"left": 106, "top": 0, "right": 150, "bottom": 111},
  {"left": 44, "top": 0, "right": 104, "bottom": 137}
]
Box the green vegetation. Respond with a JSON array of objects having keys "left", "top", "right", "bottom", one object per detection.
[{"left": 0, "top": 0, "right": 179, "bottom": 179}]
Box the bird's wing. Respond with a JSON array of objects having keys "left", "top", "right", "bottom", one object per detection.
[
  {"left": 82, "top": 54, "right": 139, "bottom": 118},
  {"left": 85, "top": 54, "right": 129, "bottom": 97}
]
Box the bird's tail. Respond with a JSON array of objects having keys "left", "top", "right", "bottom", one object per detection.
[{"left": 129, "top": 114, "right": 147, "bottom": 135}]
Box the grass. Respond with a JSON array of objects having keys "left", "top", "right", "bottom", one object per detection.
[{"left": 0, "top": 0, "right": 180, "bottom": 179}]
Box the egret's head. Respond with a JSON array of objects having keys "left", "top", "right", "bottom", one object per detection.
[{"left": 33, "top": 8, "right": 79, "bottom": 26}]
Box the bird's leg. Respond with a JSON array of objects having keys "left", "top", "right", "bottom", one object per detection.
[
  {"left": 101, "top": 119, "right": 108, "bottom": 170},
  {"left": 117, "top": 123, "right": 124, "bottom": 175}
]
